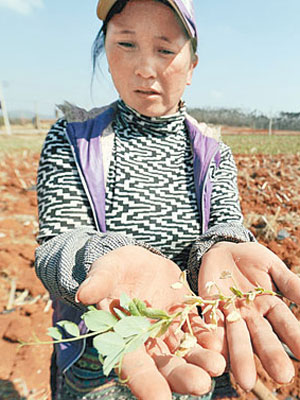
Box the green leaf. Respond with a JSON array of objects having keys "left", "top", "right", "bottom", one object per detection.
[
  {"left": 82, "top": 310, "right": 118, "bottom": 332},
  {"left": 57, "top": 321, "right": 80, "bottom": 337},
  {"left": 230, "top": 286, "right": 243, "bottom": 298},
  {"left": 120, "top": 293, "right": 132, "bottom": 310},
  {"left": 47, "top": 327, "right": 63, "bottom": 340},
  {"left": 124, "top": 332, "right": 150, "bottom": 353},
  {"left": 103, "top": 348, "right": 124, "bottom": 376},
  {"left": 93, "top": 332, "right": 125, "bottom": 356},
  {"left": 114, "top": 316, "right": 151, "bottom": 338},
  {"left": 143, "top": 308, "right": 169, "bottom": 319}
]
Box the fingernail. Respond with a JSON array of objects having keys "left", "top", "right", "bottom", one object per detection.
[
  {"left": 75, "top": 292, "right": 80, "bottom": 303},
  {"left": 75, "top": 276, "right": 92, "bottom": 303}
]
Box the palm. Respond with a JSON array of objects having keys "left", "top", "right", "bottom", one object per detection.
[{"left": 199, "top": 241, "right": 300, "bottom": 390}]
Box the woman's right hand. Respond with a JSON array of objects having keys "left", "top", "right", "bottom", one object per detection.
[{"left": 76, "top": 245, "right": 226, "bottom": 400}]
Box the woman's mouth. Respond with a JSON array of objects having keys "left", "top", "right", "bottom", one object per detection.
[{"left": 135, "top": 89, "right": 160, "bottom": 96}]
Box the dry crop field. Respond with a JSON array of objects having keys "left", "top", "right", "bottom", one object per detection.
[{"left": 0, "top": 132, "right": 299, "bottom": 399}]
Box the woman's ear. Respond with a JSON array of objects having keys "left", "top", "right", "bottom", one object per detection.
[{"left": 186, "top": 54, "right": 198, "bottom": 86}]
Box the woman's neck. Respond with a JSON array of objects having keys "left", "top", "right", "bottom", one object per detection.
[{"left": 115, "top": 99, "right": 187, "bottom": 136}]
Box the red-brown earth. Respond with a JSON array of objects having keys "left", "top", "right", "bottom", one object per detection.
[{"left": 0, "top": 152, "right": 299, "bottom": 399}]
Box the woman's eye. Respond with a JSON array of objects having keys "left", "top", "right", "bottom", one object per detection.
[
  {"left": 159, "top": 49, "right": 175, "bottom": 55},
  {"left": 118, "top": 42, "right": 135, "bottom": 48}
]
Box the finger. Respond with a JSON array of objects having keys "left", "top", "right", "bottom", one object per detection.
[
  {"left": 256, "top": 296, "right": 300, "bottom": 360},
  {"left": 198, "top": 307, "right": 229, "bottom": 366},
  {"left": 76, "top": 261, "right": 118, "bottom": 305},
  {"left": 226, "top": 313, "right": 256, "bottom": 391},
  {"left": 246, "top": 311, "right": 294, "bottom": 384},
  {"left": 270, "top": 260, "right": 300, "bottom": 305},
  {"left": 146, "top": 338, "right": 212, "bottom": 396},
  {"left": 184, "top": 344, "right": 226, "bottom": 377},
  {"left": 162, "top": 314, "right": 184, "bottom": 353},
  {"left": 121, "top": 346, "right": 172, "bottom": 400},
  {"left": 190, "top": 310, "right": 226, "bottom": 355}
]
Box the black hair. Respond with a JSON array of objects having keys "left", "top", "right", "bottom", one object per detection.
[
  {"left": 92, "top": 0, "right": 197, "bottom": 74},
  {"left": 92, "top": 1, "right": 129, "bottom": 74}
]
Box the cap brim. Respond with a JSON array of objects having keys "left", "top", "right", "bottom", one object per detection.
[
  {"left": 96, "top": 0, "right": 194, "bottom": 39},
  {"left": 97, "top": 0, "right": 117, "bottom": 21}
]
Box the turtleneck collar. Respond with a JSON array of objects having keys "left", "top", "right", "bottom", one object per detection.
[{"left": 114, "top": 99, "right": 187, "bottom": 136}]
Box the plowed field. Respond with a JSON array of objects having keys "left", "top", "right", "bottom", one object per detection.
[{"left": 0, "top": 150, "right": 299, "bottom": 399}]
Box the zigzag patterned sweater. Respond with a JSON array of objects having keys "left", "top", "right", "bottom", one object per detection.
[{"left": 35, "top": 100, "right": 254, "bottom": 305}]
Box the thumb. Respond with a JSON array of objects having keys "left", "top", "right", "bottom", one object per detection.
[{"left": 76, "top": 260, "right": 118, "bottom": 305}]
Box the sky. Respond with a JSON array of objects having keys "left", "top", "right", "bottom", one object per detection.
[{"left": 0, "top": 0, "right": 299, "bottom": 117}]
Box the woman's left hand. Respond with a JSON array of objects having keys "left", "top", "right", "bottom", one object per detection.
[{"left": 199, "top": 241, "right": 300, "bottom": 391}]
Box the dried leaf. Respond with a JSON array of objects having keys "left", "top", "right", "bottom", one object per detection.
[
  {"left": 227, "top": 310, "right": 242, "bottom": 322},
  {"left": 155, "top": 321, "right": 172, "bottom": 337},
  {"left": 220, "top": 270, "right": 232, "bottom": 279},
  {"left": 179, "top": 270, "right": 189, "bottom": 285},
  {"left": 179, "top": 333, "right": 197, "bottom": 349},
  {"left": 210, "top": 309, "right": 218, "bottom": 325},
  {"left": 205, "top": 281, "right": 215, "bottom": 294},
  {"left": 203, "top": 322, "right": 218, "bottom": 331},
  {"left": 171, "top": 282, "right": 183, "bottom": 290},
  {"left": 202, "top": 304, "right": 213, "bottom": 315},
  {"left": 247, "top": 291, "right": 256, "bottom": 302}
]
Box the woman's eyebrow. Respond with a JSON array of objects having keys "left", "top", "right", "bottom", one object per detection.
[
  {"left": 117, "top": 29, "right": 136, "bottom": 35},
  {"left": 155, "top": 35, "right": 172, "bottom": 43}
]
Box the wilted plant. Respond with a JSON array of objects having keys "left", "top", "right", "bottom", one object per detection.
[{"left": 20, "top": 270, "right": 279, "bottom": 377}]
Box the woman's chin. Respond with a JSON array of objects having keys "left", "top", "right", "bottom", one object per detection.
[{"left": 123, "top": 99, "right": 177, "bottom": 118}]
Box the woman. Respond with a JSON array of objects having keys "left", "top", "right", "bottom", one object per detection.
[{"left": 35, "top": 0, "right": 300, "bottom": 399}]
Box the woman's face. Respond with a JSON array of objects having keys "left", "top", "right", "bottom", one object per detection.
[{"left": 105, "top": 0, "right": 197, "bottom": 117}]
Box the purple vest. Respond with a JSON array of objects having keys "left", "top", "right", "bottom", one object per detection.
[{"left": 54, "top": 105, "right": 220, "bottom": 372}]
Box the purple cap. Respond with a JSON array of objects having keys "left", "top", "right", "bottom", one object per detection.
[{"left": 97, "top": 0, "right": 197, "bottom": 40}]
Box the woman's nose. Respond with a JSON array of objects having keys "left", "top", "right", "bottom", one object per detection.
[{"left": 134, "top": 54, "right": 157, "bottom": 79}]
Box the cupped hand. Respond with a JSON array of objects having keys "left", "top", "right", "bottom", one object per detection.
[
  {"left": 76, "top": 245, "right": 225, "bottom": 400},
  {"left": 199, "top": 241, "right": 300, "bottom": 391}
]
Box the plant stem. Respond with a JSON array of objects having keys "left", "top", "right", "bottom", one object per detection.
[{"left": 20, "top": 330, "right": 104, "bottom": 347}]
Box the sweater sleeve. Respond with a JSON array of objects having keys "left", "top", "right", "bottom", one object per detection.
[
  {"left": 35, "top": 120, "right": 162, "bottom": 307},
  {"left": 187, "top": 142, "right": 256, "bottom": 293}
]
